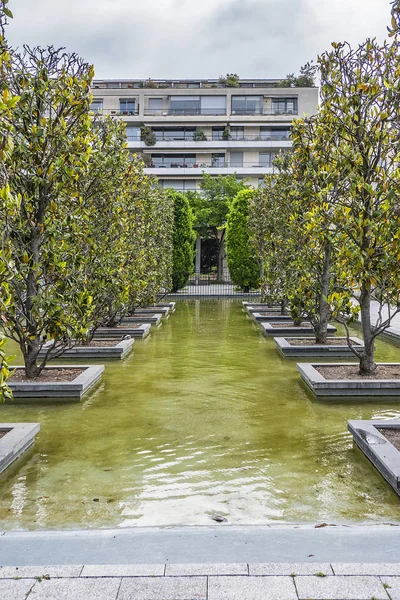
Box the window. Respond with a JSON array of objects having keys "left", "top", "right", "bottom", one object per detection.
[
  {"left": 151, "top": 154, "right": 196, "bottom": 167},
  {"left": 90, "top": 99, "right": 103, "bottom": 113},
  {"left": 230, "top": 152, "right": 243, "bottom": 167},
  {"left": 260, "top": 127, "right": 291, "bottom": 140},
  {"left": 107, "top": 82, "right": 120, "bottom": 89},
  {"left": 259, "top": 152, "right": 277, "bottom": 167},
  {"left": 211, "top": 153, "right": 226, "bottom": 167},
  {"left": 160, "top": 180, "right": 197, "bottom": 191},
  {"left": 212, "top": 127, "right": 225, "bottom": 141},
  {"left": 170, "top": 96, "right": 200, "bottom": 115},
  {"left": 125, "top": 126, "right": 141, "bottom": 141},
  {"left": 148, "top": 98, "right": 163, "bottom": 111},
  {"left": 200, "top": 96, "right": 226, "bottom": 115},
  {"left": 272, "top": 97, "right": 298, "bottom": 114},
  {"left": 231, "top": 126, "right": 244, "bottom": 140},
  {"left": 231, "top": 96, "right": 262, "bottom": 115},
  {"left": 119, "top": 99, "right": 136, "bottom": 114}
]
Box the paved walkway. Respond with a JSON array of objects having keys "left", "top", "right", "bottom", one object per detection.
[{"left": 1, "top": 562, "right": 399, "bottom": 599}]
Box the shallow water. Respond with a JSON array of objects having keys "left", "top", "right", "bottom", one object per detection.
[{"left": 1, "top": 299, "right": 400, "bottom": 530}]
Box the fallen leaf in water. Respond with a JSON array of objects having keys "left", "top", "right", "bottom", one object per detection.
[{"left": 315, "top": 523, "right": 327, "bottom": 528}]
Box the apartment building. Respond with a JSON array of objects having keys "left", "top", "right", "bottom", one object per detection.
[{"left": 90, "top": 78, "right": 319, "bottom": 190}]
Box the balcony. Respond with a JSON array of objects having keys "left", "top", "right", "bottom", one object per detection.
[
  {"left": 91, "top": 108, "right": 140, "bottom": 116},
  {"left": 144, "top": 108, "right": 227, "bottom": 116},
  {"left": 144, "top": 161, "right": 275, "bottom": 176},
  {"left": 231, "top": 108, "right": 298, "bottom": 116},
  {"left": 127, "top": 134, "right": 291, "bottom": 151}
]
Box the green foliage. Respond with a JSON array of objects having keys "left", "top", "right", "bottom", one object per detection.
[
  {"left": 278, "top": 61, "right": 318, "bottom": 87},
  {"left": 218, "top": 73, "right": 239, "bottom": 87},
  {"left": 141, "top": 126, "right": 157, "bottom": 146},
  {"left": 167, "top": 190, "right": 195, "bottom": 292},
  {"left": 222, "top": 127, "right": 231, "bottom": 140},
  {"left": 193, "top": 129, "right": 207, "bottom": 141},
  {"left": 226, "top": 190, "right": 259, "bottom": 291}
]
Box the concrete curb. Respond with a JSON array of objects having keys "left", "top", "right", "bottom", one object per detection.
[
  {"left": 0, "top": 423, "right": 40, "bottom": 473},
  {"left": 275, "top": 336, "right": 364, "bottom": 357},
  {"left": 8, "top": 365, "right": 104, "bottom": 400}
]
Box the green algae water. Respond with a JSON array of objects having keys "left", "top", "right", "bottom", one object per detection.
[{"left": 1, "top": 299, "right": 400, "bottom": 530}]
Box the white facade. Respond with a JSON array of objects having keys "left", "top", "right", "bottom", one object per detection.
[{"left": 91, "top": 78, "right": 319, "bottom": 189}]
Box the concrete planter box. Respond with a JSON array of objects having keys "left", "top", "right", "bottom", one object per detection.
[
  {"left": 135, "top": 307, "right": 170, "bottom": 316},
  {"left": 0, "top": 423, "right": 40, "bottom": 474},
  {"left": 252, "top": 312, "right": 292, "bottom": 322},
  {"left": 122, "top": 313, "right": 163, "bottom": 325},
  {"left": 38, "top": 338, "right": 134, "bottom": 360},
  {"left": 297, "top": 362, "right": 400, "bottom": 397},
  {"left": 260, "top": 322, "right": 337, "bottom": 337},
  {"left": 8, "top": 365, "right": 104, "bottom": 400},
  {"left": 94, "top": 324, "right": 151, "bottom": 339},
  {"left": 156, "top": 301, "right": 175, "bottom": 311},
  {"left": 275, "top": 336, "right": 364, "bottom": 357},
  {"left": 348, "top": 419, "right": 400, "bottom": 496}
]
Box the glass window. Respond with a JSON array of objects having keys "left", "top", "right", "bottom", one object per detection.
[
  {"left": 231, "top": 96, "right": 262, "bottom": 115},
  {"left": 119, "top": 99, "right": 136, "bottom": 114},
  {"left": 153, "top": 128, "right": 195, "bottom": 141},
  {"left": 212, "top": 127, "right": 225, "bottom": 141},
  {"left": 230, "top": 152, "right": 243, "bottom": 167},
  {"left": 125, "top": 126, "right": 141, "bottom": 141},
  {"left": 259, "top": 152, "right": 277, "bottom": 167},
  {"left": 90, "top": 99, "right": 103, "bottom": 113},
  {"left": 211, "top": 153, "right": 226, "bottom": 167},
  {"left": 231, "top": 127, "right": 244, "bottom": 140},
  {"left": 151, "top": 154, "right": 196, "bottom": 167},
  {"left": 200, "top": 96, "right": 226, "bottom": 115},
  {"left": 272, "top": 98, "right": 298, "bottom": 114},
  {"left": 260, "top": 127, "right": 291, "bottom": 140},
  {"left": 148, "top": 98, "right": 163, "bottom": 111},
  {"left": 170, "top": 96, "right": 200, "bottom": 115},
  {"left": 160, "top": 180, "right": 197, "bottom": 190}
]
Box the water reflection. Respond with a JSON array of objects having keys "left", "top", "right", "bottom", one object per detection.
[{"left": 0, "top": 299, "right": 400, "bottom": 529}]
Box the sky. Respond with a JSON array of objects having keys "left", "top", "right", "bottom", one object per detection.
[{"left": 6, "top": 0, "right": 390, "bottom": 80}]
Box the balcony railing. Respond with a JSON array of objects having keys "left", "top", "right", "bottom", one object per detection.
[
  {"left": 145, "top": 161, "right": 275, "bottom": 169},
  {"left": 91, "top": 108, "right": 139, "bottom": 116},
  {"left": 144, "top": 108, "right": 227, "bottom": 116},
  {"left": 126, "top": 134, "right": 290, "bottom": 142},
  {"left": 231, "top": 108, "right": 298, "bottom": 116}
]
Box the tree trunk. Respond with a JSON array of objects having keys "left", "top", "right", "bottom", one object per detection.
[
  {"left": 315, "top": 242, "right": 331, "bottom": 344},
  {"left": 24, "top": 233, "right": 41, "bottom": 378},
  {"left": 216, "top": 232, "right": 225, "bottom": 282},
  {"left": 359, "top": 283, "right": 376, "bottom": 375},
  {"left": 24, "top": 339, "right": 41, "bottom": 378},
  {"left": 280, "top": 299, "right": 287, "bottom": 315}
]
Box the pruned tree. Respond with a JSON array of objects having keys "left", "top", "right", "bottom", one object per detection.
[
  {"left": 168, "top": 190, "right": 195, "bottom": 292},
  {"left": 188, "top": 174, "right": 248, "bottom": 280},
  {"left": 317, "top": 32, "right": 400, "bottom": 374},
  {"left": 226, "top": 189, "right": 259, "bottom": 292},
  {"left": 0, "top": 45, "right": 95, "bottom": 377}
]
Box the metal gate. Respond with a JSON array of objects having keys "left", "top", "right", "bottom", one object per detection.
[{"left": 166, "top": 272, "right": 261, "bottom": 298}]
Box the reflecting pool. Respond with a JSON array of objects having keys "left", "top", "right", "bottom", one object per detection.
[{"left": 1, "top": 299, "right": 400, "bottom": 529}]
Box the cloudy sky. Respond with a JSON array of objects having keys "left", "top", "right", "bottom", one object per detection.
[{"left": 6, "top": 0, "right": 389, "bottom": 80}]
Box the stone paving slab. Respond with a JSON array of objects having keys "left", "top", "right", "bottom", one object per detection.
[
  {"left": 295, "top": 574, "right": 388, "bottom": 599},
  {"left": 165, "top": 563, "right": 248, "bottom": 576},
  {"left": 332, "top": 562, "right": 400, "bottom": 575},
  {"left": 0, "top": 578, "right": 36, "bottom": 600},
  {"left": 117, "top": 575, "right": 207, "bottom": 599},
  {"left": 249, "top": 562, "right": 333, "bottom": 575},
  {"left": 28, "top": 577, "right": 121, "bottom": 599},
  {"left": 208, "top": 575, "right": 297, "bottom": 600},
  {"left": 81, "top": 563, "right": 165, "bottom": 577},
  {"left": 381, "top": 577, "right": 400, "bottom": 600},
  {"left": 0, "top": 564, "right": 82, "bottom": 578}
]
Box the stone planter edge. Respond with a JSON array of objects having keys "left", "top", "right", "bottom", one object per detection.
[
  {"left": 348, "top": 419, "right": 400, "bottom": 496},
  {"left": 38, "top": 338, "right": 134, "bottom": 360},
  {"left": 275, "top": 336, "right": 364, "bottom": 357},
  {"left": 8, "top": 365, "right": 104, "bottom": 399},
  {"left": 297, "top": 362, "right": 400, "bottom": 396},
  {"left": 0, "top": 423, "right": 40, "bottom": 474}
]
